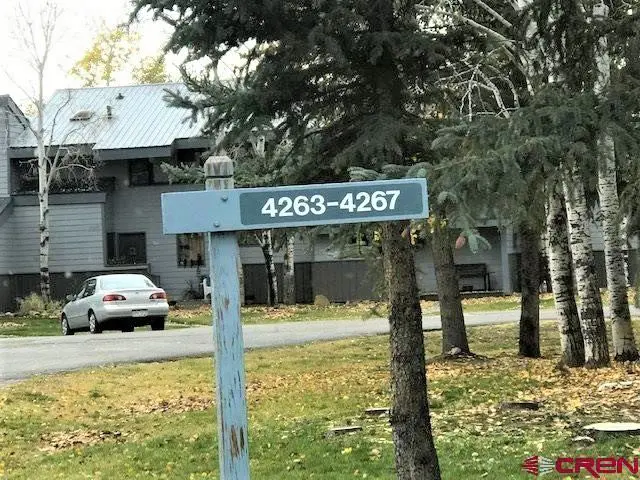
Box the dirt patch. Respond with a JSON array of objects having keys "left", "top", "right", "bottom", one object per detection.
[
  {"left": 39, "top": 429, "right": 126, "bottom": 452},
  {"left": 0, "top": 322, "right": 26, "bottom": 329},
  {"left": 123, "top": 394, "right": 213, "bottom": 415}
]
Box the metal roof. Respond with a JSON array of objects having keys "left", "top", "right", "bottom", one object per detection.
[{"left": 11, "top": 83, "right": 208, "bottom": 156}]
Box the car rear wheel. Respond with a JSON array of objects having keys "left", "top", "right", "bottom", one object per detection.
[
  {"left": 150, "top": 317, "right": 165, "bottom": 331},
  {"left": 61, "top": 315, "right": 74, "bottom": 336},
  {"left": 89, "top": 312, "right": 102, "bottom": 334}
]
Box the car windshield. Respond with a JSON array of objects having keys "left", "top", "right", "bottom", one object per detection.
[{"left": 101, "top": 276, "right": 155, "bottom": 290}]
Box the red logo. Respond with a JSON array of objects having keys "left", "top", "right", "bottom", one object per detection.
[
  {"left": 522, "top": 456, "right": 554, "bottom": 476},
  {"left": 523, "top": 455, "right": 640, "bottom": 478}
]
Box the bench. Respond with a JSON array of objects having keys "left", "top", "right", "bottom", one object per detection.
[{"left": 455, "top": 263, "right": 490, "bottom": 291}]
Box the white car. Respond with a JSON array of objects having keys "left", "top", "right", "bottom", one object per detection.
[{"left": 61, "top": 274, "right": 169, "bottom": 335}]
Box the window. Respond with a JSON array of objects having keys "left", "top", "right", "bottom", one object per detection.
[
  {"left": 76, "top": 281, "right": 87, "bottom": 298},
  {"left": 70, "top": 110, "right": 94, "bottom": 121},
  {"left": 177, "top": 234, "right": 205, "bottom": 267},
  {"left": 83, "top": 279, "right": 97, "bottom": 298},
  {"left": 106, "top": 232, "right": 147, "bottom": 265},
  {"left": 101, "top": 275, "right": 155, "bottom": 290},
  {"left": 129, "top": 160, "right": 153, "bottom": 186},
  {"left": 128, "top": 159, "right": 171, "bottom": 186}
]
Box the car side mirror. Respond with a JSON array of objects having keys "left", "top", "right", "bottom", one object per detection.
[{"left": 65, "top": 294, "right": 75, "bottom": 302}]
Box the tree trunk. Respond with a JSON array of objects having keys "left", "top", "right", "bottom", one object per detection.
[
  {"left": 546, "top": 187, "right": 585, "bottom": 367},
  {"left": 564, "top": 172, "right": 610, "bottom": 367},
  {"left": 260, "top": 230, "right": 278, "bottom": 306},
  {"left": 237, "top": 257, "right": 245, "bottom": 307},
  {"left": 593, "top": 2, "right": 638, "bottom": 362},
  {"left": 597, "top": 134, "right": 638, "bottom": 361},
  {"left": 36, "top": 59, "right": 51, "bottom": 302},
  {"left": 539, "top": 230, "right": 553, "bottom": 293},
  {"left": 282, "top": 234, "right": 296, "bottom": 305},
  {"left": 430, "top": 220, "right": 470, "bottom": 355},
  {"left": 382, "top": 221, "right": 441, "bottom": 480},
  {"left": 518, "top": 223, "right": 541, "bottom": 358},
  {"left": 39, "top": 184, "right": 51, "bottom": 302}
]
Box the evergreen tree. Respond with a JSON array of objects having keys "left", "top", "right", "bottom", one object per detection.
[
  {"left": 431, "top": 0, "right": 640, "bottom": 366},
  {"left": 133, "top": 0, "right": 457, "bottom": 476}
]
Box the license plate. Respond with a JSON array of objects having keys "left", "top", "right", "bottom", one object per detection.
[{"left": 132, "top": 310, "right": 148, "bottom": 318}]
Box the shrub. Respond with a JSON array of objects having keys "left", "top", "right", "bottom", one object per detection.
[{"left": 17, "top": 293, "right": 62, "bottom": 317}]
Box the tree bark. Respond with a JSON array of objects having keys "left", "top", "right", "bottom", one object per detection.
[
  {"left": 518, "top": 223, "right": 541, "bottom": 358},
  {"left": 539, "top": 230, "right": 553, "bottom": 293},
  {"left": 597, "top": 134, "right": 638, "bottom": 361},
  {"left": 430, "top": 220, "right": 470, "bottom": 355},
  {"left": 282, "top": 233, "right": 296, "bottom": 305},
  {"left": 382, "top": 221, "right": 441, "bottom": 480},
  {"left": 259, "top": 230, "right": 278, "bottom": 306},
  {"left": 37, "top": 70, "right": 50, "bottom": 302},
  {"left": 39, "top": 183, "right": 51, "bottom": 301},
  {"left": 237, "top": 257, "right": 245, "bottom": 307},
  {"left": 546, "top": 187, "right": 585, "bottom": 367},
  {"left": 593, "top": 2, "right": 638, "bottom": 362},
  {"left": 564, "top": 172, "right": 610, "bottom": 367}
]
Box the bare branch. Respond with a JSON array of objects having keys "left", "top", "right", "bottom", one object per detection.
[
  {"left": 470, "top": 0, "right": 513, "bottom": 28},
  {"left": 420, "top": 4, "right": 515, "bottom": 47}
]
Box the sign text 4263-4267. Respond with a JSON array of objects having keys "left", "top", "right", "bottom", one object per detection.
[
  {"left": 239, "top": 179, "right": 427, "bottom": 228},
  {"left": 161, "top": 178, "right": 428, "bottom": 233},
  {"left": 260, "top": 189, "right": 401, "bottom": 218}
]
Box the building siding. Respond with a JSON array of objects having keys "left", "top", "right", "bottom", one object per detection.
[
  {"left": 0, "top": 219, "right": 11, "bottom": 274},
  {"left": 8, "top": 203, "right": 105, "bottom": 273},
  {"left": 108, "top": 181, "right": 205, "bottom": 297},
  {"left": 0, "top": 147, "right": 627, "bottom": 305},
  {"left": 0, "top": 113, "right": 8, "bottom": 197}
]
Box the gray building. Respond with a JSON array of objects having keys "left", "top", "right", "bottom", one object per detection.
[{"left": 0, "top": 84, "right": 622, "bottom": 311}]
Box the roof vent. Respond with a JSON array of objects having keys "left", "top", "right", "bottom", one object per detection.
[
  {"left": 70, "top": 110, "right": 94, "bottom": 121},
  {"left": 106, "top": 105, "right": 113, "bottom": 119},
  {"left": 116, "top": 92, "right": 124, "bottom": 100}
]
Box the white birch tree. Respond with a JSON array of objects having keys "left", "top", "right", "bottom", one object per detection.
[
  {"left": 282, "top": 232, "right": 296, "bottom": 305},
  {"left": 592, "top": 1, "right": 638, "bottom": 361},
  {"left": 546, "top": 183, "right": 585, "bottom": 366},
  {"left": 9, "top": 1, "right": 98, "bottom": 301}
]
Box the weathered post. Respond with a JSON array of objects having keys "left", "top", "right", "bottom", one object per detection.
[
  {"left": 205, "top": 156, "right": 250, "bottom": 479},
  {"left": 161, "top": 175, "right": 429, "bottom": 479}
]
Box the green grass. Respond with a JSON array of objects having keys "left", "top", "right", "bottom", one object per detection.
[
  {"left": 3, "top": 321, "right": 640, "bottom": 479},
  {"left": 0, "top": 316, "right": 186, "bottom": 337},
  {"left": 0, "top": 316, "right": 60, "bottom": 336}
]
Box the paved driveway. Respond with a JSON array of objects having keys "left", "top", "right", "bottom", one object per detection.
[{"left": 0, "top": 308, "right": 573, "bottom": 386}]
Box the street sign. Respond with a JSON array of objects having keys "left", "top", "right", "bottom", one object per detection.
[
  {"left": 160, "top": 157, "right": 429, "bottom": 480},
  {"left": 161, "top": 178, "right": 428, "bottom": 234}
]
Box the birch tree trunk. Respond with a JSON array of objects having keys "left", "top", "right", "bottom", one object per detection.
[
  {"left": 39, "top": 155, "right": 51, "bottom": 302},
  {"left": 430, "top": 220, "right": 470, "bottom": 355},
  {"left": 259, "top": 230, "right": 278, "bottom": 306},
  {"left": 547, "top": 187, "right": 585, "bottom": 366},
  {"left": 237, "top": 257, "right": 245, "bottom": 306},
  {"left": 593, "top": 1, "right": 639, "bottom": 361},
  {"left": 564, "top": 172, "right": 610, "bottom": 367},
  {"left": 518, "top": 223, "right": 541, "bottom": 358},
  {"left": 597, "top": 134, "right": 638, "bottom": 360},
  {"left": 282, "top": 234, "right": 296, "bottom": 305},
  {"left": 382, "top": 221, "right": 441, "bottom": 480},
  {"left": 37, "top": 69, "right": 51, "bottom": 302}
]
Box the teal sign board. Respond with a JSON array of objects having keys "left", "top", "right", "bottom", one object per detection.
[{"left": 161, "top": 178, "right": 428, "bottom": 233}]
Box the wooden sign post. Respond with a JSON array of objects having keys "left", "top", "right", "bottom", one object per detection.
[
  {"left": 161, "top": 156, "right": 429, "bottom": 480},
  {"left": 205, "top": 156, "right": 249, "bottom": 479}
]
